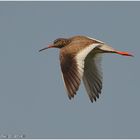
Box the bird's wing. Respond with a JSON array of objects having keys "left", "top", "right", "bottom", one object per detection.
[
  {"left": 83, "top": 53, "right": 103, "bottom": 102},
  {"left": 60, "top": 54, "right": 83, "bottom": 99},
  {"left": 60, "top": 43, "right": 101, "bottom": 100}
]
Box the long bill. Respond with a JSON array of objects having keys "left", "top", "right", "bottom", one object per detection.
[{"left": 39, "top": 45, "right": 54, "bottom": 52}]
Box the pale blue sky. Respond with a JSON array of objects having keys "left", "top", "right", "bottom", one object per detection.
[{"left": 0, "top": 1, "right": 139, "bottom": 138}]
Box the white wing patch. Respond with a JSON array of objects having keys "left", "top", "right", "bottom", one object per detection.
[
  {"left": 75, "top": 44, "right": 101, "bottom": 78},
  {"left": 60, "top": 43, "right": 103, "bottom": 101}
]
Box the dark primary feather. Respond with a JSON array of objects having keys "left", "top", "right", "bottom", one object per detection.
[{"left": 60, "top": 54, "right": 82, "bottom": 99}]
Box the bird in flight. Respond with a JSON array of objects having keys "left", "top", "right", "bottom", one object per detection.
[{"left": 39, "top": 35, "right": 133, "bottom": 103}]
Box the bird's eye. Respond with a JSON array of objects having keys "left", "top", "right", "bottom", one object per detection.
[
  {"left": 54, "top": 40, "right": 58, "bottom": 44},
  {"left": 54, "top": 38, "right": 61, "bottom": 44}
]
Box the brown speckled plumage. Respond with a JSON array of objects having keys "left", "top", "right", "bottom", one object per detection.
[{"left": 39, "top": 35, "right": 133, "bottom": 102}]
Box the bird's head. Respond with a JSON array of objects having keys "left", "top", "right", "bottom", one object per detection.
[{"left": 39, "top": 38, "right": 70, "bottom": 52}]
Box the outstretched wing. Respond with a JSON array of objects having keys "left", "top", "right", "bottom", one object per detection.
[
  {"left": 60, "top": 43, "right": 101, "bottom": 100},
  {"left": 60, "top": 54, "right": 83, "bottom": 99},
  {"left": 83, "top": 53, "right": 103, "bottom": 102}
]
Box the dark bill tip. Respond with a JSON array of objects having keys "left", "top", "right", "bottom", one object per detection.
[{"left": 39, "top": 45, "right": 54, "bottom": 52}]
